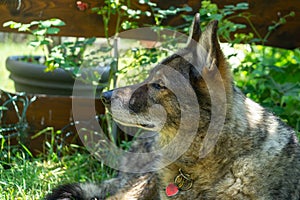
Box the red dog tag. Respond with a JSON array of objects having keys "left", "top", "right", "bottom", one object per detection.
[{"left": 166, "top": 183, "right": 179, "bottom": 197}]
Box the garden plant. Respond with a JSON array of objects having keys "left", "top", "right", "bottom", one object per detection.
[{"left": 0, "top": 0, "right": 299, "bottom": 199}]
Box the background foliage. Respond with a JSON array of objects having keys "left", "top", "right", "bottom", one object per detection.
[
  {"left": 186, "top": 0, "right": 299, "bottom": 133},
  {"left": 0, "top": 0, "right": 299, "bottom": 199},
  {"left": 234, "top": 46, "right": 299, "bottom": 132}
]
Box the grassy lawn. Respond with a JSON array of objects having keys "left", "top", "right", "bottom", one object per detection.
[
  {"left": 0, "top": 148, "right": 115, "bottom": 199},
  {"left": 1, "top": 42, "right": 26, "bottom": 92},
  {"left": 0, "top": 40, "right": 44, "bottom": 93},
  {"left": 0, "top": 38, "right": 115, "bottom": 199}
]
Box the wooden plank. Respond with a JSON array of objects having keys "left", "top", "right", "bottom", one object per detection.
[
  {"left": 0, "top": 92, "right": 105, "bottom": 132},
  {"left": 0, "top": 90, "right": 105, "bottom": 154},
  {"left": 0, "top": 0, "right": 105, "bottom": 37},
  {"left": 0, "top": 0, "right": 299, "bottom": 49},
  {"left": 212, "top": 0, "right": 300, "bottom": 49},
  {"left": 0, "top": 0, "right": 200, "bottom": 37}
]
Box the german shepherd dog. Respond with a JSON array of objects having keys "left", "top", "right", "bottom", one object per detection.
[{"left": 46, "top": 14, "right": 300, "bottom": 200}]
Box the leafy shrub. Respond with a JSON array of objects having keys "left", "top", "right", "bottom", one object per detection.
[
  {"left": 234, "top": 46, "right": 300, "bottom": 133},
  {"left": 188, "top": 0, "right": 299, "bottom": 134}
]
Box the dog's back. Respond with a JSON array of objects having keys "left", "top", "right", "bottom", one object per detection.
[{"left": 158, "top": 87, "right": 300, "bottom": 199}]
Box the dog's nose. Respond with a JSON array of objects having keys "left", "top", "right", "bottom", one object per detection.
[{"left": 101, "top": 90, "right": 113, "bottom": 105}]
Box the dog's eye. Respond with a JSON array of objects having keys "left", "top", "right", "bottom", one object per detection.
[{"left": 150, "top": 82, "right": 166, "bottom": 90}]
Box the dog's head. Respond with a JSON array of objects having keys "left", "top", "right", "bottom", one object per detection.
[{"left": 101, "top": 14, "right": 230, "bottom": 138}]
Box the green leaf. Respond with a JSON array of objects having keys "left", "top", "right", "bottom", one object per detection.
[
  {"left": 121, "top": 5, "right": 128, "bottom": 11},
  {"left": 236, "top": 2, "right": 249, "bottom": 10},
  {"left": 29, "top": 41, "right": 41, "bottom": 47},
  {"left": 182, "top": 5, "right": 192, "bottom": 12},
  {"left": 0, "top": 106, "right": 8, "bottom": 111},
  {"left": 224, "top": 11, "right": 234, "bottom": 16},
  {"left": 145, "top": 11, "right": 151, "bottom": 17},
  {"left": 30, "top": 21, "right": 39, "bottom": 26},
  {"left": 91, "top": 7, "right": 100, "bottom": 12},
  {"left": 121, "top": 21, "right": 133, "bottom": 30},
  {"left": 10, "top": 22, "right": 22, "bottom": 29},
  {"left": 268, "top": 26, "right": 275, "bottom": 31},
  {"left": 290, "top": 11, "right": 295, "bottom": 17},
  {"left": 279, "top": 18, "right": 286, "bottom": 24},
  {"left": 32, "top": 28, "right": 47, "bottom": 36},
  {"left": 49, "top": 18, "right": 66, "bottom": 26},
  {"left": 3, "top": 21, "right": 17, "bottom": 27},
  {"left": 40, "top": 39, "right": 51, "bottom": 45},
  {"left": 18, "top": 24, "right": 31, "bottom": 31},
  {"left": 224, "top": 5, "right": 235, "bottom": 9},
  {"left": 46, "top": 27, "right": 61, "bottom": 34},
  {"left": 41, "top": 20, "right": 52, "bottom": 28},
  {"left": 84, "top": 37, "right": 96, "bottom": 45},
  {"left": 138, "top": 0, "right": 146, "bottom": 4},
  {"left": 147, "top": 1, "right": 157, "bottom": 7}
]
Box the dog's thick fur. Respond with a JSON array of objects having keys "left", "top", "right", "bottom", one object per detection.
[{"left": 46, "top": 14, "right": 300, "bottom": 200}]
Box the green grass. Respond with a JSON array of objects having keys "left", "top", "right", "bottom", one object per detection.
[
  {"left": 0, "top": 146, "right": 115, "bottom": 200},
  {"left": 0, "top": 40, "right": 43, "bottom": 93}
]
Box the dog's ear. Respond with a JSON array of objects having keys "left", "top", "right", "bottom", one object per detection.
[
  {"left": 190, "top": 20, "right": 230, "bottom": 80},
  {"left": 186, "top": 16, "right": 223, "bottom": 73},
  {"left": 187, "top": 19, "right": 223, "bottom": 79},
  {"left": 187, "top": 13, "right": 202, "bottom": 47},
  {"left": 188, "top": 19, "right": 232, "bottom": 95},
  {"left": 184, "top": 16, "right": 231, "bottom": 93},
  {"left": 198, "top": 20, "right": 221, "bottom": 70}
]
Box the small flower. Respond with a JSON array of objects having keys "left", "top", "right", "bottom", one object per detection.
[{"left": 76, "top": 1, "right": 89, "bottom": 11}]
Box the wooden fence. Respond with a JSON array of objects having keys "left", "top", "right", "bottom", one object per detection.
[{"left": 0, "top": 0, "right": 299, "bottom": 49}]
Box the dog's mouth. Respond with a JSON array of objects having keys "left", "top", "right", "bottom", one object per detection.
[
  {"left": 139, "top": 123, "right": 155, "bottom": 129},
  {"left": 112, "top": 117, "right": 155, "bottom": 130}
]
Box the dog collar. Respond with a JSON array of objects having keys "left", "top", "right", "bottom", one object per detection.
[{"left": 166, "top": 168, "right": 193, "bottom": 197}]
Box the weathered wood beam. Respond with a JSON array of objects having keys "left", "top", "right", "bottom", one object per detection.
[
  {"left": 213, "top": 0, "right": 299, "bottom": 49},
  {"left": 0, "top": 0, "right": 299, "bottom": 49}
]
